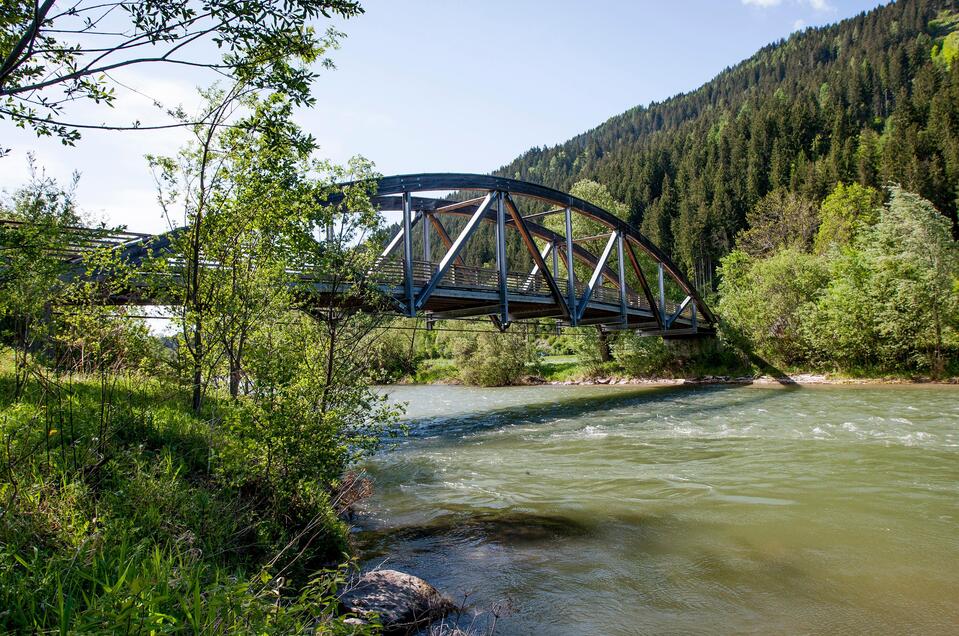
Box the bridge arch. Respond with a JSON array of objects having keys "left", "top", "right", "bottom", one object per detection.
[{"left": 360, "top": 173, "right": 715, "bottom": 337}]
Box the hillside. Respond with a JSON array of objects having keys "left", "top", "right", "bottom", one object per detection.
[{"left": 493, "top": 0, "right": 959, "bottom": 279}]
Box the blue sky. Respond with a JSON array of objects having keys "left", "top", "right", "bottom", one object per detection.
[{"left": 2, "top": 0, "right": 888, "bottom": 233}]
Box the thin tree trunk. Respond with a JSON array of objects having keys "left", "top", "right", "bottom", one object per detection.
[
  {"left": 596, "top": 326, "right": 612, "bottom": 363},
  {"left": 229, "top": 353, "right": 241, "bottom": 399},
  {"left": 192, "top": 315, "right": 203, "bottom": 413}
]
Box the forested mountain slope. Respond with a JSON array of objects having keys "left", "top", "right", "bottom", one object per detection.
[{"left": 493, "top": 0, "right": 959, "bottom": 278}]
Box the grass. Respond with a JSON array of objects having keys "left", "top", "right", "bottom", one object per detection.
[
  {"left": 536, "top": 356, "right": 583, "bottom": 382},
  {"left": 0, "top": 358, "right": 375, "bottom": 634},
  {"left": 409, "top": 358, "right": 458, "bottom": 384}
]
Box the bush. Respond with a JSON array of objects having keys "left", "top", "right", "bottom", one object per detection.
[
  {"left": 614, "top": 334, "right": 677, "bottom": 377},
  {"left": 443, "top": 325, "right": 535, "bottom": 386},
  {"left": 717, "top": 248, "right": 829, "bottom": 366}
]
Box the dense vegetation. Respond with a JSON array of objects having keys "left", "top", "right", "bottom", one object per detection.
[
  {"left": 494, "top": 0, "right": 959, "bottom": 282},
  {"left": 0, "top": 95, "right": 402, "bottom": 632}
]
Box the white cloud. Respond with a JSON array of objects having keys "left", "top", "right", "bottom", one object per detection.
[
  {"left": 742, "top": 0, "right": 782, "bottom": 6},
  {"left": 793, "top": 19, "right": 807, "bottom": 30}
]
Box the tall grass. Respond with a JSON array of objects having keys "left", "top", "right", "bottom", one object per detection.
[{"left": 0, "top": 360, "right": 375, "bottom": 634}]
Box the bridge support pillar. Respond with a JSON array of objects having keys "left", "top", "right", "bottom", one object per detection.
[
  {"left": 402, "top": 191, "right": 415, "bottom": 316},
  {"left": 564, "top": 206, "right": 577, "bottom": 326}
]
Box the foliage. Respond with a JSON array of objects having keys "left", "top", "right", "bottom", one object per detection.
[
  {"left": 613, "top": 334, "right": 678, "bottom": 377},
  {"left": 0, "top": 0, "right": 363, "bottom": 148},
  {"left": 717, "top": 248, "right": 829, "bottom": 366},
  {"left": 736, "top": 189, "right": 819, "bottom": 257},
  {"left": 0, "top": 369, "right": 376, "bottom": 634},
  {"left": 814, "top": 182, "right": 882, "bottom": 253},
  {"left": 721, "top": 187, "right": 958, "bottom": 375},
  {"left": 0, "top": 94, "right": 405, "bottom": 633},
  {"left": 442, "top": 324, "right": 536, "bottom": 386}
]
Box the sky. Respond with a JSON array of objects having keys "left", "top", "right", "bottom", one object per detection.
[{"left": 2, "top": 0, "right": 889, "bottom": 234}]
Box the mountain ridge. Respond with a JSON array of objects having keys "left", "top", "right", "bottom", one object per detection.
[{"left": 493, "top": 0, "right": 959, "bottom": 276}]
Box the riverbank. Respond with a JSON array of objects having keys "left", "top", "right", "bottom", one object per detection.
[{"left": 402, "top": 356, "right": 959, "bottom": 388}]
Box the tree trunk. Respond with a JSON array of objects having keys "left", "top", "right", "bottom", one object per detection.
[
  {"left": 229, "top": 354, "right": 241, "bottom": 399},
  {"left": 596, "top": 326, "right": 612, "bottom": 363},
  {"left": 191, "top": 316, "right": 203, "bottom": 413}
]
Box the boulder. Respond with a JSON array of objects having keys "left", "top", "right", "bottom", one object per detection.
[{"left": 340, "top": 569, "right": 453, "bottom": 634}]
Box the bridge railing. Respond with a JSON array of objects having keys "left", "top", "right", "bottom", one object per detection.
[{"left": 365, "top": 257, "right": 685, "bottom": 317}]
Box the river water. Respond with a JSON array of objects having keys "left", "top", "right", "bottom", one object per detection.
[{"left": 354, "top": 383, "right": 959, "bottom": 635}]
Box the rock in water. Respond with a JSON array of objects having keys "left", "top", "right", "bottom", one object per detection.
[{"left": 340, "top": 570, "right": 453, "bottom": 634}]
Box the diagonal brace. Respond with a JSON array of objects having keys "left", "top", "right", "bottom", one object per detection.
[
  {"left": 427, "top": 215, "right": 465, "bottom": 266},
  {"left": 504, "top": 193, "right": 570, "bottom": 319},
  {"left": 414, "top": 193, "right": 493, "bottom": 310},
  {"left": 665, "top": 295, "right": 692, "bottom": 328},
  {"left": 624, "top": 239, "right": 664, "bottom": 331},
  {"left": 576, "top": 231, "right": 618, "bottom": 322},
  {"left": 379, "top": 211, "right": 422, "bottom": 261},
  {"left": 521, "top": 242, "right": 552, "bottom": 292}
]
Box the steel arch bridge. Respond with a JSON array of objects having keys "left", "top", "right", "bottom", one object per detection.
[
  {"left": 345, "top": 173, "right": 714, "bottom": 337},
  {"left": 1, "top": 173, "right": 715, "bottom": 337}
]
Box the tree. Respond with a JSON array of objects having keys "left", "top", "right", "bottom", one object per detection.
[
  {"left": 148, "top": 86, "right": 322, "bottom": 411},
  {"left": 860, "top": 187, "right": 959, "bottom": 373},
  {"left": 0, "top": 162, "right": 81, "bottom": 396},
  {"left": 442, "top": 324, "right": 534, "bottom": 386},
  {"left": 717, "top": 247, "right": 828, "bottom": 366},
  {"left": 0, "top": 0, "right": 362, "bottom": 148},
  {"left": 736, "top": 189, "right": 819, "bottom": 257},
  {"left": 814, "top": 182, "right": 882, "bottom": 253}
]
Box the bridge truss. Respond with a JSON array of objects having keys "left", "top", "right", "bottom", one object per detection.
[{"left": 361, "top": 174, "right": 715, "bottom": 337}]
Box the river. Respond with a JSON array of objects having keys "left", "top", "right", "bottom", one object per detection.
[{"left": 354, "top": 383, "right": 959, "bottom": 635}]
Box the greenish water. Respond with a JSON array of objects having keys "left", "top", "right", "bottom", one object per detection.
[{"left": 355, "top": 384, "right": 959, "bottom": 635}]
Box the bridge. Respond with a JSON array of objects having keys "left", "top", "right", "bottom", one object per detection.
[{"left": 2, "top": 173, "right": 715, "bottom": 337}]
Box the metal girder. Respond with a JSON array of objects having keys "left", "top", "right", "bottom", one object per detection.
[
  {"left": 575, "top": 232, "right": 618, "bottom": 322},
  {"left": 422, "top": 212, "right": 431, "bottom": 261},
  {"left": 665, "top": 295, "right": 693, "bottom": 329},
  {"left": 429, "top": 304, "right": 502, "bottom": 320},
  {"left": 414, "top": 193, "right": 494, "bottom": 311},
  {"left": 509, "top": 307, "right": 567, "bottom": 320},
  {"left": 402, "top": 192, "right": 414, "bottom": 314},
  {"left": 379, "top": 211, "right": 421, "bottom": 261},
  {"left": 617, "top": 233, "right": 628, "bottom": 323},
  {"left": 565, "top": 206, "right": 577, "bottom": 326},
  {"left": 572, "top": 315, "right": 627, "bottom": 326},
  {"left": 572, "top": 231, "right": 614, "bottom": 243},
  {"left": 435, "top": 196, "right": 488, "bottom": 213},
  {"left": 624, "top": 239, "right": 664, "bottom": 331},
  {"left": 505, "top": 206, "right": 565, "bottom": 223},
  {"left": 658, "top": 263, "right": 666, "bottom": 328},
  {"left": 495, "top": 192, "right": 509, "bottom": 325},
  {"left": 504, "top": 193, "right": 570, "bottom": 320}
]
